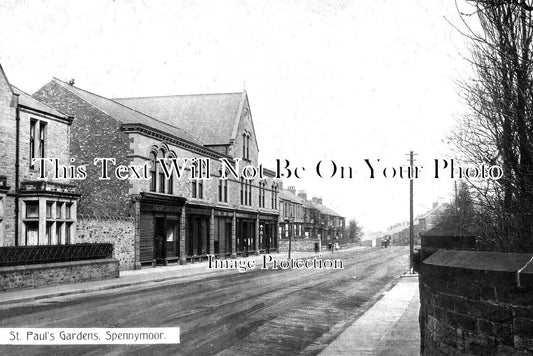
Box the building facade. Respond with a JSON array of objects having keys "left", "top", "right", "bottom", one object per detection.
[
  {"left": 0, "top": 65, "right": 79, "bottom": 248},
  {"left": 34, "top": 79, "right": 280, "bottom": 268}
]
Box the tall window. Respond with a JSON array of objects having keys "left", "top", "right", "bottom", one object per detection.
[
  {"left": 240, "top": 178, "right": 244, "bottom": 205},
  {"left": 192, "top": 180, "right": 203, "bottom": 199},
  {"left": 218, "top": 175, "right": 228, "bottom": 202},
  {"left": 150, "top": 151, "right": 157, "bottom": 192},
  {"left": 158, "top": 149, "right": 166, "bottom": 193},
  {"left": 29, "top": 120, "right": 47, "bottom": 169},
  {"left": 248, "top": 180, "right": 252, "bottom": 206},
  {"left": 242, "top": 132, "right": 251, "bottom": 160},
  {"left": 167, "top": 153, "right": 175, "bottom": 195},
  {"left": 271, "top": 184, "right": 278, "bottom": 209},
  {"left": 258, "top": 181, "right": 263, "bottom": 208}
]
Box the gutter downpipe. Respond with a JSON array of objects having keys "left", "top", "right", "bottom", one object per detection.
[{"left": 14, "top": 93, "right": 20, "bottom": 246}]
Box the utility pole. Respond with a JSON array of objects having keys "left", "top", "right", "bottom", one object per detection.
[{"left": 407, "top": 151, "right": 417, "bottom": 273}]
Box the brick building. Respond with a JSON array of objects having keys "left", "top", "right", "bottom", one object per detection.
[
  {"left": 280, "top": 186, "right": 345, "bottom": 242},
  {"left": 279, "top": 186, "right": 305, "bottom": 239},
  {"left": 33, "top": 78, "right": 280, "bottom": 268},
  {"left": 0, "top": 64, "right": 79, "bottom": 248}
]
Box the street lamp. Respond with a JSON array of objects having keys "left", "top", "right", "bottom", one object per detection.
[{"left": 287, "top": 217, "right": 294, "bottom": 260}]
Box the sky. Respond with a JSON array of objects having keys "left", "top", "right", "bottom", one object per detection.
[{"left": 0, "top": 0, "right": 477, "bottom": 234}]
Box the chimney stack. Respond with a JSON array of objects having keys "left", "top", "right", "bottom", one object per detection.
[
  {"left": 297, "top": 190, "right": 307, "bottom": 201},
  {"left": 287, "top": 186, "right": 296, "bottom": 194},
  {"left": 312, "top": 197, "right": 323, "bottom": 204}
]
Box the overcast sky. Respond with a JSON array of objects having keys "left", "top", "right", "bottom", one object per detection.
[{"left": 0, "top": 0, "right": 476, "bottom": 233}]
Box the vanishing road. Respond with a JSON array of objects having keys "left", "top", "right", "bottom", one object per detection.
[{"left": 0, "top": 247, "right": 409, "bottom": 356}]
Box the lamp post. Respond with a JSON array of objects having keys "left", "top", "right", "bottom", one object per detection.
[{"left": 287, "top": 217, "right": 294, "bottom": 260}]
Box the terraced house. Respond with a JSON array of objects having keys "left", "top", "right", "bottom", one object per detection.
[
  {"left": 0, "top": 65, "right": 79, "bottom": 249},
  {"left": 33, "top": 78, "right": 280, "bottom": 269}
]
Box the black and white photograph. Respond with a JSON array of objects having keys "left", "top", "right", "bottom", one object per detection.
[{"left": 0, "top": 1, "right": 532, "bottom": 355}]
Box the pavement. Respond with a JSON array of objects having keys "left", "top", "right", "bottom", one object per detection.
[{"left": 319, "top": 273, "right": 421, "bottom": 356}]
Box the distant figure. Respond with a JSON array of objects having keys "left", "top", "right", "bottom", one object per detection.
[{"left": 314, "top": 242, "right": 319, "bottom": 253}]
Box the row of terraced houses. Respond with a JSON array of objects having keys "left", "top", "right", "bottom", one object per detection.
[{"left": 0, "top": 64, "right": 345, "bottom": 271}]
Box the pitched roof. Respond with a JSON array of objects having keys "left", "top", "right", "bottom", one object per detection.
[
  {"left": 314, "top": 202, "right": 342, "bottom": 217},
  {"left": 48, "top": 78, "right": 202, "bottom": 145},
  {"left": 114, "top": 92, "right": 246, "bottom": 145},
  {"left": 421, "top": 221, "right": 476, "bottom": 237},
  {"left": 300, "top": 198, "right": 342, "bottom": 217},
  {"left": 279, "top": 189, "right": 304, "bottom": 204},
  {"left": 12, "top": 85, "right": 69, "bottom": 120}
]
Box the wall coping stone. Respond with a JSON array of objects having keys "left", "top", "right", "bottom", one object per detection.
[
  {"left": 423, "top": 249, "right": 533, "bottom": 274},
  {"left": 0, "top": 258, "right": 118, "bottom": 273}
]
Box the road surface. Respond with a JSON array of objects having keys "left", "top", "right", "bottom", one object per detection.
[{"left": 0, "top": 246, "right": 409, "bottom": 356}]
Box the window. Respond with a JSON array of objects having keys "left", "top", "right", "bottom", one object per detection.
[
  {"left": 30, "top": 120, "right": 36, "bottom": 167},
  {"left": 46, "top": 202, "right": 53, "bottom": 219},
  {"left": 258, "top": 181, "right": 264, "bottom": 208},
  {"left": 26, "top": 201, "right": 39, "bottom": 218},
  {"left": 66, "top": 203, "right": 72, "bottom": 219},
  {"left": 248, "top": 180, "right": 252, "bottom": 206},
  {"left": 240, "top": 178, "right": 244, "bottom": 205},
  {"left": 218, "top": 176, "right": 228, "bottom": 202},
  {"left": 56, "top": 202, "right": 62, "bottom": 219},
  {"left": 56, "top": 222, "right": 63, "bottom": 244},
  {"left": 158, "top": 149, "right": 166, "bottom": 193},
  {"left": 150, "top": 151, "right": 157, "bottom": 192},
  {"left": 271, "top": 184, "right": 278, "bottom": 209},
  {"left": 242, "top": 132, "right": 251, "bottom": 160},
  {"left": 25, "top": 222, "right": 39, "bottom": 246},
  {"left": 191, "top": 180, "right": 203, "bottom": 199}
]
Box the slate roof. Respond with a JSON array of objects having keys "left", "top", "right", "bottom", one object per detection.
[
  {"left": 279, "top": 189, "right": 304, "bottom": 204},
  {"left": 12, "top": 85, "right": 69, "bottom": 120},
  {"left": 421, "top": 221, "right": 476, "bottom": 237},
  {"left": 314, "top": 202, "right": 342, "bottom": 217},
  {"left": 49, "top": 79, "right": 202, "bottom": 145},
  {"left": 299, "top": 197, "right": 342, "bottom": 218},
  {"left": 114, "top": 92, "right": 246, "bottom": 145}
]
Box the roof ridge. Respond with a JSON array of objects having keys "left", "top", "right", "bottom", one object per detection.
[
  {"left": 15, "top": 84, "right": 69, "bottom": 118},
  {"left": 51, "top": 78, "right": 200, "bottom": 142},
  {"left": 113, "top": 92, "right": 245, "bottom": 100}
]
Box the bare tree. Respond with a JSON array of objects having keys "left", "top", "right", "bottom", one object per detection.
[
  {"left": 452, "top": 0, "right": 533, "bottom": 252},
  {"left": 345, "top": 219, "right": 362, "bottom": 242}
]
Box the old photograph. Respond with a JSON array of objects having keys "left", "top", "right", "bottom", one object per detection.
[{"left": 0, "top": 1, "right": 532, "bottom": 355}]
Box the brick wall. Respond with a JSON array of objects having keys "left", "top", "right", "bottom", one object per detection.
[
  {"left": 278, "top": 238, "right": 320, "bottom": 252},
  {"left": 76, "top": 216, "right": 135, "bottom": 270},
  {"left": 0, "top": 258, "right": 119, "bottom": 291},
  {"left": 419, "top": 249, "right": 533, "bottom": 355}
]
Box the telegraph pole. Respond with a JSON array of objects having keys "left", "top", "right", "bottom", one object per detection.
[{"left": 407, "top": 151, "right": 416, "bottom": 273}]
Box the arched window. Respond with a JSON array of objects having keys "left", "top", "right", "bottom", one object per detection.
[
  {"left": 167, "top": 152, "right": 175, "bottom": 195},
  {"left": 149, "top": 151, "right": 157, "bottom": 192},
  {"left": 158, "top": 148, "right": 166, "bottom": 193}
]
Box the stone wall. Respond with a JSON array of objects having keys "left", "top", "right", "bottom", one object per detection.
[
  {"left": 419, "top": 249, "right": 533, "bottom": 355},
  {"left": 76, "top": 216, "right": 135, "bottom": 270},
  {"left": 278, "top": 238, "right": 320, "bottom": 252},
  {"left": 0, "top": 258, "right": 119, "bottom": 291}
]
